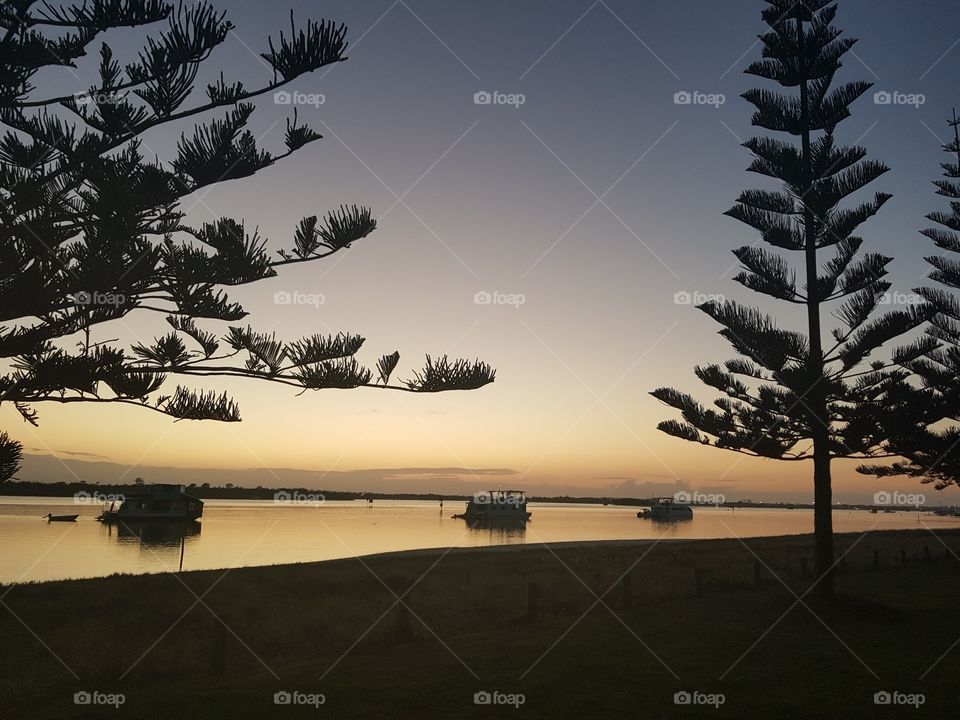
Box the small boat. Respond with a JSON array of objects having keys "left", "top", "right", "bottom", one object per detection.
[
  {"left": 43, "top": 513, "right": 79, "bottom": 522},
  {"left": 637, "top": 497, "right": 693, "bottom": 522},
  {"left": 453, "top": 489, "right": 531, "bottom": 524},
  {"left": 97, "top": 483, "right": 203, "bottom": 523}
]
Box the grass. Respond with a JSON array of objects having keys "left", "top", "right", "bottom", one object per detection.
[{"left": 1, "top": 529, "right": 958, "bottom": 718}]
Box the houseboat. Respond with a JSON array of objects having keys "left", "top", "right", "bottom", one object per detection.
[
  {"left": 453, "top": 490, "right": 531, "bottom": 523},
  {"left": 97, "top": 484, "right": 203, "bottom": 523},
  {"left": 637, "top": 497, "right": 693, "bottom": 521}
]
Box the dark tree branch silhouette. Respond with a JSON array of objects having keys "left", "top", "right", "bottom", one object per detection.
[
  {"left": 650, "top": 0, "right": 930, "bottom": 596},
  {"left": 0, "top": 0, "right": 494, "bottom": 481},
  {"left": 858, "top": 109, "right": 960, "bottom": 489}
]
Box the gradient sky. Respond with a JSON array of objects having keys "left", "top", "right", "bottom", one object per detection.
[{"left": 11, "top": 0, "right": 960, "bottom": 502}]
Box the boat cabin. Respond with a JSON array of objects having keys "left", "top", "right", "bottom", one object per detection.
[
  {"left": 454, "top": 489, "right": 531, "bottom": 523},
  {"left": 98, "top": 484, "right": 203, "bottom": 523},
  {"left": 637, "top": 496, "right": 693, "bottom": 521}
]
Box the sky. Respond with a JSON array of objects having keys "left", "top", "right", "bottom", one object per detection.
[{"left": 9, "top": 0, "right": 960, "bottom": 503}]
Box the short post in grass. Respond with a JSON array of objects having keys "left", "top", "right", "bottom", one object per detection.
[
  {"left": 621, "top": 572, "right": 632, "bottom": 610},
  {"left": 873, "top": 549, "right": 880, "bottom": 570},
  {"left": 210, "top": 619, "right": 226, "bottom": 675},
  {"left": 527, "top": 582, "right": 540, "bottom": 621},
  {"left": 900, "top": 548, "right": 907, "bottom": 567},
  {"left": 693, "top": 568, "right": 704, "bottom": 597},
  {"left": 800, "top": 557, "right": 808, "bottom": 579},
  {"left": 752, "top": 560, "right": 762, "bottom": 588}
]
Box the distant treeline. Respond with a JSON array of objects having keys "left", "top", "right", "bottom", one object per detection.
[
  {"left": 0, "top": 482, "right": 660, "bottom": 505},
  {"left": 0, "top": 480, "right": 448, "bottom": 502},
  {"left": 0, "top": 480, "right": 628, "bottom": 505},
  {"left": 2, "top": 481, "right": 935, "bottom": 510}
]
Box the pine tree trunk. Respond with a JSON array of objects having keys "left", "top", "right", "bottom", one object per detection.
[
  {"left": 812, "top": 436, "right": 834, "bottom": 596},
  {"left": 797, "top": 9, "right": 835, "bottom": 598}
]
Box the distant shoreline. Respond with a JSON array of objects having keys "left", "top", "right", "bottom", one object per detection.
[{"left": 1, "top": 479, "right": 956, "bottom": 512}]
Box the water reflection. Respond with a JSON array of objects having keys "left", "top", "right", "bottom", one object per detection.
[
  {"left": 2, "top": 499, "right": 958, "bottom": 584},
  {"left": 461, "top": 518, "right": 527, "bottom": 543},
  {"left": 103, "top": 520, "right": 201, "bottom": 547}
]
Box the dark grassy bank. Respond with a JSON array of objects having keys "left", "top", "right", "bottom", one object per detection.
[{"left": 2, "top": 529, "right": 958, "bottom": 718}]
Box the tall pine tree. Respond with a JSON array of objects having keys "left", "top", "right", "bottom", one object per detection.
[
  {"left": 651, "top": 0, "right": 929, "bottom": 595},
  {"left": 859, "top": 110, "right": 960, "bottom": 489}
]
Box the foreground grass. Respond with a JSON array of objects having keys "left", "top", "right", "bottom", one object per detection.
[{"left": 1, "top": 529, "right": 958, "bottom": 718}]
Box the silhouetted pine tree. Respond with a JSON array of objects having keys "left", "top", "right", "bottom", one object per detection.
[
  {"left": 858, "top": 110, "right": 960, "bottom": 489},
  {"left": 0, "top": 1, "right": 494, "bottom": 481},
  {"left": 651, "top": 0, "right": 930, "bottom": 595}
]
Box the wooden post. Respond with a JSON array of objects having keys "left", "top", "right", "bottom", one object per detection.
[
  {"left": 900, "top": 548, "right": 907, "bottom": 567},
  {"left": 210, "top": 619, "right": 226, "bottom": 675},
  {"left": 621, "top": 572, "right": 632, "bottom": 610},
  {"left": 873, "top": 550, "right": 880, "bottom": 570},
  {"left": 753, "top": 560, "right": 762, "bottom": 587},
  {"left": 527, "top": 582, "right": 540, "bottom": 620},
  {"left": 693, "top": 568, "right": 704, "bottom": 597},
  {"left": 800, "top": 557, "right": 808, "bottom": 579},
  {"left": 178, "top": 525, "right": 186, "bottom": 573}
]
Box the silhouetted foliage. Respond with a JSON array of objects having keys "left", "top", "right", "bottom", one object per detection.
[
  {"left": 858, "top": 110, "right": 960, "bottom": 489},
  {"left": 650, "top": 0, "right": 929, "bottom": 595},
  {"left": 0, "top": 0, "right": 494, "bottom": 481}
]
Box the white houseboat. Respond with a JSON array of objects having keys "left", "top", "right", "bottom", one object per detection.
[
  {"left": 453, "top": 490, "right": 531, "bottom": 523},
  {"left": 637, "top": 497, "right": 693, "bottom": 521},
  {"left": 97, "top": 484, "right": 203, "bottom": 523}
]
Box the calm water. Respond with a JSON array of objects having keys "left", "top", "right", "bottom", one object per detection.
[{"left": 2, "top": 496, "right": 957, "bottom": 584}]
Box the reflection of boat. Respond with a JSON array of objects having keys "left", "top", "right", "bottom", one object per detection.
[
  {"left": 97, "top": 484, "right": 203, "bottom": 523},
  {"left": 43, "top": 513, "right": 78, "bottom": 522},
  {"left": 453, "top": 490, "right": 531, "bottom": 523},
  {"left": 637, "top": 497, "right": 693, "bottom": 521},
  {"left": 110, "top": 519, "right": 201, "bottom": 546},
  {"left": 462, "top": 520, "right": 527, "bottom": 541}
]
